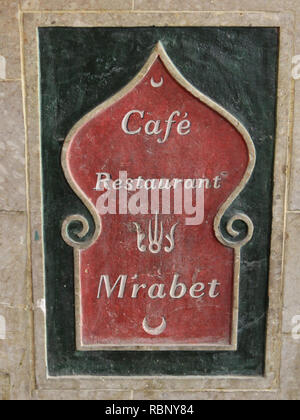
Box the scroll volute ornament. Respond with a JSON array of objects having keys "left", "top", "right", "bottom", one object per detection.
[{"left": 61, "top": 42, "right": 255, "bottom": 350}]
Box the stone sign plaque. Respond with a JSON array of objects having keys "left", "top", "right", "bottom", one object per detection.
[
  {"left": 62, "top": 42, "right": 254, "bottom": 351},
  {"left": 38, "top": 26, "right": 278, "bottom": 376}
]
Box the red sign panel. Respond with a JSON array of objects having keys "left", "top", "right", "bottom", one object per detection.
[{"left": 62, "top": 43, "right": 255, "bottom": 350}]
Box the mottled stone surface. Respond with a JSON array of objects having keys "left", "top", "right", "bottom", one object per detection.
[
  {"left": 0, "top": 82, "right": 26, "bottom": 212},
  {"left": 133, "top": 390, "right": 279, "bottom": 400},
  {"left": 134, "top": 0, "right": 296, "bottom": 11},
  {"left": 0, "top": 373, "right": 9, "bottom": 400},
  {"left": 0, "top": 1, "right": 20, "bottom": 80},
  {"left": 0, "top": 214, "right": 27, "bottom": 307},
  {"left": 0, "top": 214, "right": 30, "bottom": 400},
  {"left": 21, "top": 0, "right": 133, "bottom": 10},
  {"left": 0, "top": 305, "right": 31, "bottom": 400},
  {"left": 290, "top": 107, "right": 300, "bottom": 209},
  {"left": 280, "top": 335, "right": 300, "bottom": 400},
  {"left": 282, "top": 214, "right": 300, "bottom": 334},
  {"left": 32, "top": 390, "right": 132, "bottom": 400}
]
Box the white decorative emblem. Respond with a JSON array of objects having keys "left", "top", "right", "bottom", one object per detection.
[
  {"left": 151, "top": 76, "right": 164, "bottom": 88},
  {"left": 143, "top": 316, "right": 167, "bottom": 336},
  {"left": 133, "top": 213, "right": 178, "bottom": 254}
]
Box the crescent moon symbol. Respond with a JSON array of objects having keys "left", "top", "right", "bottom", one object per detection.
[
  {"left": 151, "top": 77, "right": 164, "bottom": 88},
  {"left": 143, "top": 316, "right": 167, "bottom": 336}
]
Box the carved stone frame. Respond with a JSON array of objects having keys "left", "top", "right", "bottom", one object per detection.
[{"left": 22, "top": 11, "right": 294, "bottom": 392}]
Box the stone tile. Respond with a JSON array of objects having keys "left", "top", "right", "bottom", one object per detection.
[
  {"left": 0, "top": 213, "right": 27, "bottom": 307},
  {"left": 0, "top": 373, "right": 10, "bottom": 400},
  {"left": 0, "top": 1, "right": 20, "bottom": 80},
  {"left": 134, "top": 0, "right": 296, "bottom": 11},
  {"left": 0, "top": 82, "right": 26, "bottom": 212},
  {"left": 32, "top": 390, "right": 132, "bottom": 400},
  {"left": 0, "top": 305, "right": 31, "bottom": 400},
  {"left": 282, "top": 214, "right": 300, "bottom": 334},
  {"left": 0, "top": 214, "right": 29, "bottom": 399},
  {"left": 291, "top": 15, "right": 300, "bottom": 210},
  {"left": 280, "top": 335, "right": 300, "bottom": 400},
  {"left": 290, "top": 14, "right": 300, "bottom": 210},
  {"left": 21, "top": 0, "right": 133, "bottom": 10},
  {"left": 133, "top": 390, "right": 279, "bottom": 400},
  {"left": 290, "top": 86, "right": 300, "bottom": 210}
]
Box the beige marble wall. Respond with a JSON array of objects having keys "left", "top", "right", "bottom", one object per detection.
[
  {"left": 0, "top": 0, "right": 299, "bottom": 400},
  {"left": 0, "top": 0, "right": 32, "bottom": 400}
]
